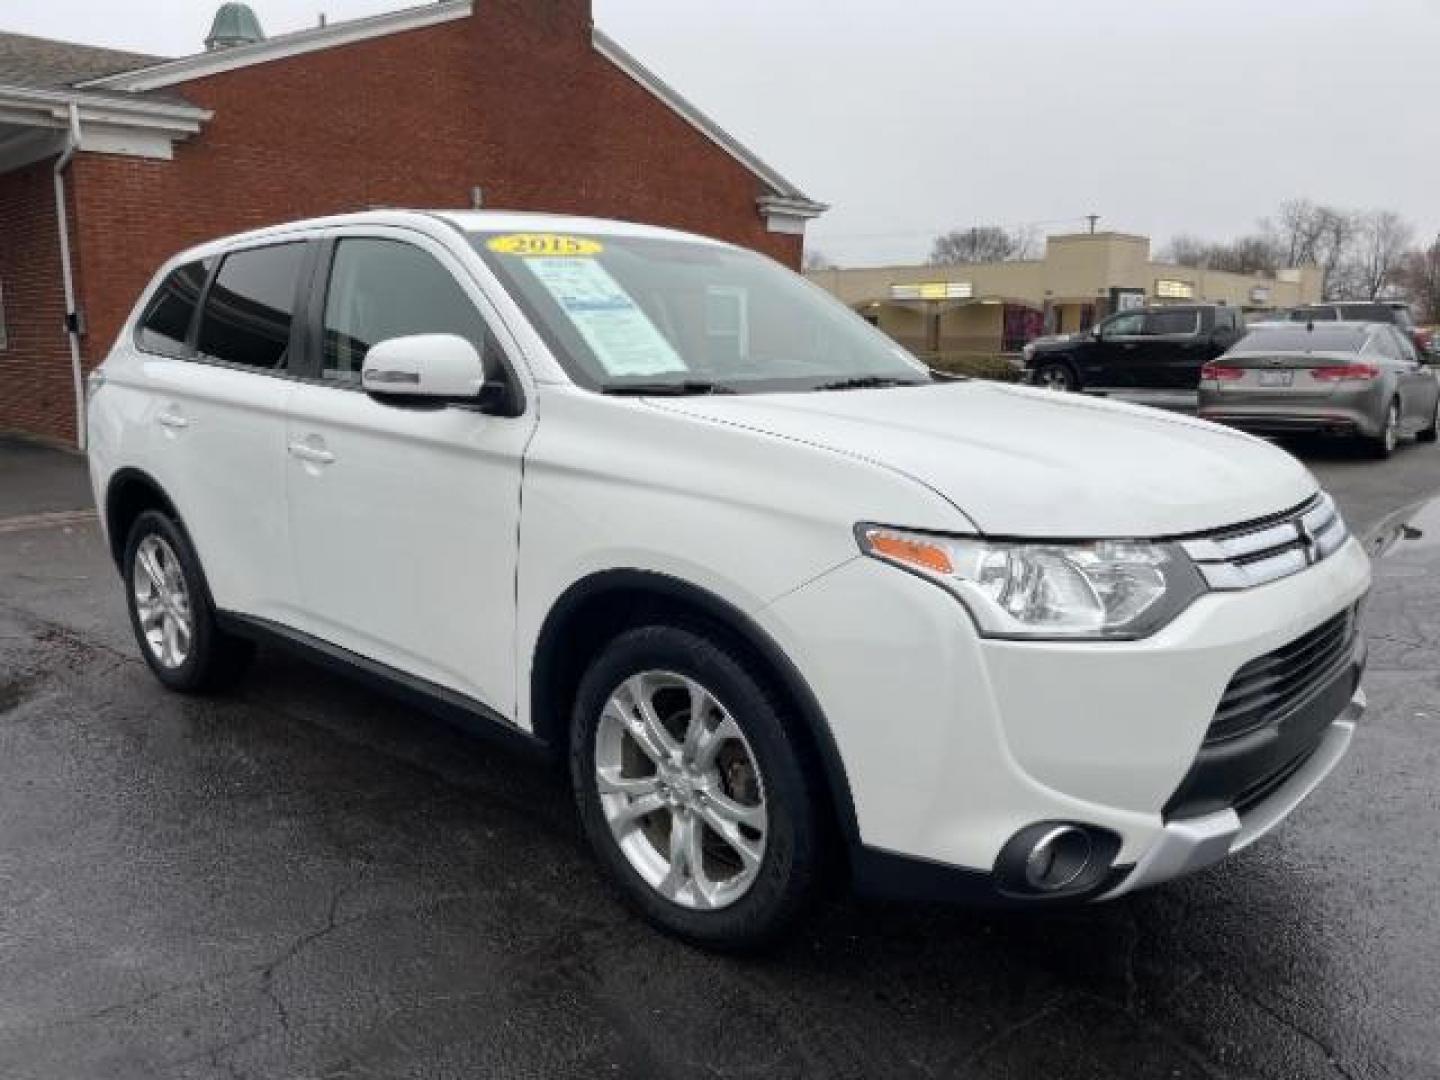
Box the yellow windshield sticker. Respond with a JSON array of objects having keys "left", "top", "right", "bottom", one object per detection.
[{"left": 488, "top": 234, "right": 604, "bottom": 257}]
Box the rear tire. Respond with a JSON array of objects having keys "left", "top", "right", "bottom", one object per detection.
[
  {"left": 1368, "top": 400, "right": 1401, "bottom": 459},
  {"left": 1418, "top": 396, "right": 1439, "bottom": 444},
  {"left": 569, "top": 624, "right": 826, "bottom": 950},
  {"left": 123, "top": 510, "right": 254, "bottom": 694}
]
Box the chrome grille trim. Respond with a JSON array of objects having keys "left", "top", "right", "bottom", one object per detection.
[{"left": 1181, "top": 493, "right": 1349, "bottom": 591}]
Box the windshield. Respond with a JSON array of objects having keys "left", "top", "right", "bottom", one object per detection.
[
  {"left": 470, "top": 230, "right": 930, "bottom": 393},
  {"left": 1231, "top": 325, "right": 1368, "bottom": 353}
]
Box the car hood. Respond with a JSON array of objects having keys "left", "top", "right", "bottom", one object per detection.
[{"left": 648, "top": 381, "right": 1318, "bottom": 537}]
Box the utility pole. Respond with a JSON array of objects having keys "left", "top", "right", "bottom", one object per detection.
[{"left": 1086, "top": 214, "right": 1100, "bottom": 235}]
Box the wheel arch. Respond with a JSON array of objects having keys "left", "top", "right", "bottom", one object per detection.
[
  {"left": 103, "top": 467, "right": 184, "bottom": 570},
  {"left": 530, "top": 569, "right": 861, "bottom": 848},
  {"left": 1034, "top": 353, "right": 1080, "bottom": 389}
]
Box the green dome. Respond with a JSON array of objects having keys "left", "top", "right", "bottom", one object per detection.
[{"left": 205, "top": 3, "right": 265, "bottom": 51}]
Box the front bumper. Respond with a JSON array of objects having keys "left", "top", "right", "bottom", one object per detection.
[
  {"left": 758, "top": 534, "right": 1372, "bottom": 904},
  {"left": 1101, "top": 691, "right": 1362, "bottom": 899}
]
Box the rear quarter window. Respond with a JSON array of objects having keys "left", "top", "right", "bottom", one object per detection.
[
  {"left": 137, "top": 260, "right": 212, "bottom": 358},
  {"left": 1145, "top": 309, "right": 1200, "bottom": 335}
]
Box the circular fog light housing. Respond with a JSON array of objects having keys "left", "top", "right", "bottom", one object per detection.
[{"left": 1024, "top": 826, "right": 1094, "bottom": 891}]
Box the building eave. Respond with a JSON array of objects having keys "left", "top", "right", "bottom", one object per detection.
[
  {"left": 77, "top": 0, "right": 474, "bottom": 92},
  {"left": 592, "top": 27, "right": 826, "bottom": 229},
  {"left": 0, "top": 84, "right": 210, "bottom": 170}
]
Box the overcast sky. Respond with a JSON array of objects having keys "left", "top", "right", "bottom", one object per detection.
[{"left": 7, "top": 0, "right": 1439, "bottom": 266}]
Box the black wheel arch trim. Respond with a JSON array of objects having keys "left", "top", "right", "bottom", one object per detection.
[
  {"left": 531, "top": 569, "right": 863, "bottom": 848},
  {"left": 104, "top": 467, "right": 186, "bottom": 570}
]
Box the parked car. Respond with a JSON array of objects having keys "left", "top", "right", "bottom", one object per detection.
[
  {"left": 88, "top": 212, "right": 1371, "bottom": 948},
  {"left": 1288, "top": 301, "right": 1433, "bottom": 355},
  {"left": 1199, "top": 321, "right": 1440, "bottom": 457},
  {"left": 1021, "top": 304, "right": 1245, "bottom": 392}
]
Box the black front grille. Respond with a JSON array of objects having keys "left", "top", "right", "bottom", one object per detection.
[{"left": 1208, "top": 608, "right": 1358, "bottom": 744}]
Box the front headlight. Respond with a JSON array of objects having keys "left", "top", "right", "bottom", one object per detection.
[{"left": 856, "top": 524, "right": 1207, "bottom": 640}]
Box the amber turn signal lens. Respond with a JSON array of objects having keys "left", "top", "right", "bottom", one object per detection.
[{"left": 865, "top": 531, "right": 954, "bottom": 575}]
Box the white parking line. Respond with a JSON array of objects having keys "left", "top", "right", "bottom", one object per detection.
[{"left": 0, "top": 510, "right": 98, "bottom": 535}]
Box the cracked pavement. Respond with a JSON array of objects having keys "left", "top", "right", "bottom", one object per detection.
[{"left": 0, "top": 434, "right": 1437, "bottom": 1079}]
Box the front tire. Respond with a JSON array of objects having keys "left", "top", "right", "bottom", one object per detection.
[
  {"left": 123, "top": 510, "right": 254, "bottom": 693},
  {"left": 1033, "top": 360, "right": 1077, "bottom": 392},
  {"left": 569, "top": 624, "right": 825, "bottom": 950}
]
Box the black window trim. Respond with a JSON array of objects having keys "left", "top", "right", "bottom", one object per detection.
[
  {"left": 298, "top": 230, "right": 528, "bottom": 416},
  {"left": 135, "top": 239, "right": 318, "bottom": 382},
  {"left": 131, "top": 256, "right": 215, "bottom": 361}
]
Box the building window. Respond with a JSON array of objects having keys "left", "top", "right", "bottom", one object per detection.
[
  {"left": 0, "top": 277, "right": 8, "bottom": 351},
  {"left": 1155, "top": 278, "right": 1196, "bottom": 300}
]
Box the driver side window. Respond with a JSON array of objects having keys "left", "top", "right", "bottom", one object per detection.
[{"left": 322, "top": 238, "right": 495, "bottom": 382}]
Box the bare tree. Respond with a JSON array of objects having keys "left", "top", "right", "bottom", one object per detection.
[
  {"left": 1350, "top": 210, "right": 1415, "bottom": 300},
  {"left": 1161, "top": 234, "right": 1212, "bottom": 267},
  {"left": 803, "top": 249, "right": 837, "bottom": 272},
  {"left": 1267, "top": 199, "right": 1330, "bottom": 267},
  {"left": 1311, "top": 207, "right": 1361, "bottom": 299},
  {"left": 1397, "top": 237, "right": 1440, "bottom": 323},
  {"left": 929, "top": 226, "right": 1031, "bottom": 265},
  {"left": 1162, "top": 233, "right": 1278, "bottom": 275}
]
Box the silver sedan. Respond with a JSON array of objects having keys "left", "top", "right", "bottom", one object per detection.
[{"left": 1198, "top": 321, "right": 1440, "bottom": 458}]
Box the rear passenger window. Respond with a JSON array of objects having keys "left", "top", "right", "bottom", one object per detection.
[
  {"left": 1145, "top": 310, "right": 1200, "bottom": 335},
  {"left": 321, "top": 238, "right": 491, "bottom": 382},
  {"left": 197, "top": 243, "right": 305, "bottom": 371},
  {"left": 137, "top": 260, "right": 211, "bottom": 358}
]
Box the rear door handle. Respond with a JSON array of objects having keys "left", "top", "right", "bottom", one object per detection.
[{"left": 287, "top": 440, "right": 335, "bottom": 466}]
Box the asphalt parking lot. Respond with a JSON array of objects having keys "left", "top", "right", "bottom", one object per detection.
[{"left": 1, "top": 433, "right": 1438, "bottom": 1080}]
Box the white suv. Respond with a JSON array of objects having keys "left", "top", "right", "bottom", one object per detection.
[{"left": 88, "top": 211, "right": 1371, "bottom": 948}]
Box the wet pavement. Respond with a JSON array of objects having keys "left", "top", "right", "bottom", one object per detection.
[{"left": 0, "top": 436, "right": 1437, "bottom": 1079}]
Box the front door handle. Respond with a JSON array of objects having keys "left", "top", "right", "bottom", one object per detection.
[
  {"left": 287, "top": 440, "right": 336, "bottom": 466},
  {"left": 156, "top": 409, "right": 189, "bottom": 430}
]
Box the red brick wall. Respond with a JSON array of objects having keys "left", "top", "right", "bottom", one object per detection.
[
  {"left": 65, "top": 0, "right": 804, "bottom": 405},
  {"left": 0, "top": 160, "right": 81, "bottom": 444}
]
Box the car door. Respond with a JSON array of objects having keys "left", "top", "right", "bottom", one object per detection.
[
  {"left": 136, "top": 242, "right": 307, "bottom": 620},
  {"left": 1386, "top": 326, "right": 1438, "bottom": 430},
  {"left": 1138, "top": 307, "right": 1207, "bottom": 389},
  {"left": 1085, "top": 310, "right": 1147, "bottom": 387},
  {"left": 283, "top": 230, "right": 535, "bottom": 715}
]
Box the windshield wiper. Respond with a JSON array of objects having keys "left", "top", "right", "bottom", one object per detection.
[
  {"left": 602, "top": 380, "right": 734, "bottom": 396},
  {"left": 811, "top": 376, "right": 922, "bottom": 391}
]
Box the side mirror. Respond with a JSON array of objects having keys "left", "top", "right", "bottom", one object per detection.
[{"left": 362, "top": 333, "right": 512, "bottom": 411}]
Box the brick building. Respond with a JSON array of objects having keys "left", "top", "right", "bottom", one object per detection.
[{"left": 0, "top": 0, "right": 825, "bottom": 445}]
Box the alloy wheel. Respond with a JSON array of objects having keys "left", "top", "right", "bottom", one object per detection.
[
  {"left": 1038, "top": 365, "right": 1071, "bottom": 391},
  {"left": 594, "top": 671, "right": 767, "bottom": 911},
  {"left": 132, "top": 534, "right": 193, "bottom": 669}
]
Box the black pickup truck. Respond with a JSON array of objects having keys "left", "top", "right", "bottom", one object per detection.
[{"left": 1021, "top": 304, "right": 1245, "bottom": 392}]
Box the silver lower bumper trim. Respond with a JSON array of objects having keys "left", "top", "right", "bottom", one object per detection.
[{"left": 1101, "top": 689, "right": 1364, "bottom": 900}]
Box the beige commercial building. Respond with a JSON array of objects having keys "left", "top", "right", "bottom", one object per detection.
[{"left": 807, "top": 231, "right": 1324, "bottom": 357}]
